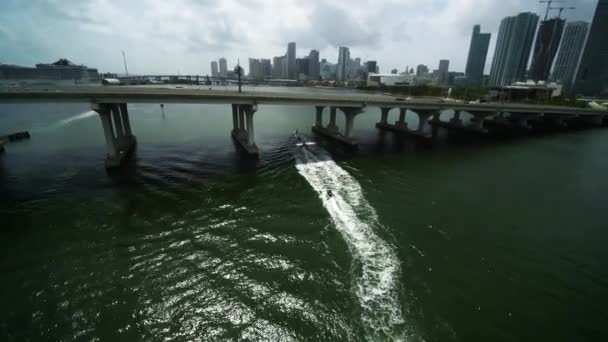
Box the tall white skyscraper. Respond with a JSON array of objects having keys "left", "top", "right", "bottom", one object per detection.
[
  {"left": 552, "top": 21, "right": 589, "bottom": 92},
  {"left": 219, "top": 58, "right": 227, "bottom": 78},
  {"left": 573, "top": 0, "right": 608, "bottom": 96},
  {"left": 210, "top": 61, "right": 219, "bottom": 77},
  {"left": 489, "top": 12, "right": 539, "bottom": 87},
  {"left": 337, "top": 47, "right": 350, "bottom": 82},
  {"left": 287, "top": 42, "right": 296, "bottom": 79}
]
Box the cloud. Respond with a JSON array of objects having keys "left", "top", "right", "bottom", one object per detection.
[{"left": 0, "top": 0, "right": 600, "bottom": 74}]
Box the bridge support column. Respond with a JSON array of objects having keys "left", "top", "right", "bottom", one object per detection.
[
  {"left": 379, "top": 107, "right": 391, "bottom": 125},
  {"left": 231, "top": 104, "right": 259, "bottom": 155},
  {"left": 376, "top": 107, "right": 433, "bottom": 139},
  {"left": 312, "top": 106, "right": 363, "bottom": 147},
  {"left": 327, "top": 107, "right": 339, "bottom": 133},
  {"left": 397, "top": 108, "right": 408, "bottom": 128},
  {"left": 416, "top": 111, "right": 433, "bottom": 133},
  {"left": 342, "top": 108, "right": 361, "bottom": 139},
  {"left": 231, "top": 104, "right": 239, "bottom": 133},
  {"left": 238, "top": 106, "right": 246, "bottom": 136},
  {"left": 93, "top": 103, "right": 136, "bottom": 168},
  {"left": 119, "top": 104, "right": 133, "bottom": 137},
  {"left": 470, "top": 116, "right": 485, "bottom": 131},
  {"left": 315, "top": 106, "right": 324, "bottom": 128},
  {"left": 450, "top": 110, "right": 463, "bottom": 126},
  {"left": 513, "top": 117, "right": 533, "bottom": 130}
]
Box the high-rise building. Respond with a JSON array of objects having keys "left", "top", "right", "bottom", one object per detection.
[
  {"left": 260, "top": 59, "right": 272, "bottom": 78},
  {"left": 308, "top": 50, "right": 320, "bottom": 79},
  {"left": 465, "top": 25, "right": 491, "bottom": 86},
  {"left": 296, "top": 57, "right": 310, "bottom": 76},
  {"left": 320, "top": 59, "right": 336, "bottom": 80},
  {"left": 366, "top": 61, "right": 377, "bottom": 75},
  {"left": 391, "top": 69, "right": 398, "bottom": 74},
  {"left": 210, "top": 61, "right": 219, "bottom": 77},
  {"left": 416, "top": 64, "right": 429, "bottom": 77},
  {"left": 573, "top": 0, "right": 608, "bottom": 96},
  {"left": 530, "top": 18, "right": 566, "bottom": 81},
  {"left": 272, "top": 56, "right": 285, "bottom": 79},
  {"left": 287, "top": 42, "right": 296, "bottom": 79},
  {"left": 248, "top": 58, "right": 264, "bottom": 81},
  {"left": 352, "top": 57, "right": 361, "bottom": 78},
  {"left": 219, "top": 58, "right": 228, "bottom": 78},
  {"left": 489, "top": 12, "right": 539, "bottom": 87},
  {"left": 552, "top": 21, "right": 589, "bottom": 93},
  {"left": 337, "top": 47, "right": 350, "bottom": 82},
  {"left": 438, "top": 60, "right": 450, "bottom": 84}
]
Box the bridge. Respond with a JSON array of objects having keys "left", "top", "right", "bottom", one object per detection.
[{"left": 1, "top": 86, "right": 606, "bottom": 168}]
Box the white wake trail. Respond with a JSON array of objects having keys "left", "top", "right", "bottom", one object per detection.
[
  {"left": 56, "top": 110, "right": 96, "bottom": 127},
  {"left": 294, "top": 146, "right": 408, "bottom": 340}
]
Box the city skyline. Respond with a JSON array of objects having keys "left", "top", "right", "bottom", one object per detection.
[{"left": 0, "top": 0, "right": 600, "bottom": 76}]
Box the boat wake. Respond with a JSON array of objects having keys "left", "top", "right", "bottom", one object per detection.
[
  {"left": 56, "top": 110, "right": 96, "bottom": 127},
  {"left": 294, "top": 144, "right": 410, "bottom": 340}
]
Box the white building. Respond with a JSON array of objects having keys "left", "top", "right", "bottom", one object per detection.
[
  {"left": 219, "top": 58, "right": 227, "bottom": 78},
  {"left": 367, "top": 73, "right": 416, "bottom": 87},
  {"left": 337, "top": 47, "right": 350, "bottom": 82}
]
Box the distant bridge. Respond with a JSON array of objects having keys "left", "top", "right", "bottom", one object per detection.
[{"left": 0, "top": 86, "right": 606, "bottom": 168}]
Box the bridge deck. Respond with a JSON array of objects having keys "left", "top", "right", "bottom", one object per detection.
[{"left": 0, "top": 86, "right": 605, "bottom": 116}]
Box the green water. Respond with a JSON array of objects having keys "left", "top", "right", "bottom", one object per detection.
[{"left": 1, "top": 87, "right": 608, "bottom": 341}]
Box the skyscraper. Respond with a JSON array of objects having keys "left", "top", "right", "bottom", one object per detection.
[
  {"left": 219, "top": 58, "right": 228, "bottom": 78},
  {"left": 573, "top": 0, "right": 608, "bottom": 96},
  {"left": 248, "top": 58, "right": 264, "bottom": 81},
  {"left": 261, "top": 59, "right": 272, "bottom": 78},
  {"left": 465, "top": 25, "right": 491, "bottom": 86},
  {"left": 529, "top": 17, "right": 566, "bottom": 81},
  {"left": 366, "top": 61, "right": 377, "bottom": 75},
  {"left": 272, "top": 56, "right": 285, "bottom": 79},
  {"left": 337, "top": 47, "right": 350, "bottom": 82},
  {"left": 296, "top": 57, "right": 310, "bottom": 77},
  {"left": 287, "top": 42, "right": 296, "bottom": 79},
  {"left": 210, "top": 61, "right": 219, "bottom": 77},
  {"left": 438, "top": 60, "right": 450, "bottom": 84},
  {"left": 416, "top": 64, "right": 429, "bottom": 77},
  {"left": 308, "top": 50, "right": 320, "bottom": 79},
  {"left": 552, "top": 21, "right": 589, "bottom": 93},
  {"left": 489, "top": 12, "right": 539, "bottom": 87}
]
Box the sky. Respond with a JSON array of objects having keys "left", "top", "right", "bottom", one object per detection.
[{"left": 0, "top": 0, "right": 599, "bottom": 75}]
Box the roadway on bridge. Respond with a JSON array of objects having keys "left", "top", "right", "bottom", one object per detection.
[{"left": 0, "top": 85, "right": 605, "bottom": 116}]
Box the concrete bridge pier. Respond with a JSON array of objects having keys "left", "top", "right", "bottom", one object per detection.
[
  {"left": 414, "top": 110, "right": 435, "bottom": 137},
  {"left": 376, "top": 107, "right": 433, "bottom": 139},
  {"left": 511, "top": 115, "right": 535, "bottom": 130},
  {"left": 548, "top": 116, "right": 568, "bottom": 128},
  {"left": 377, "top": 107, "right": 391, "bottom": 126},
  {"left": 231, "top": 104, "right": 258, "bottom": 155},
  {"left": 469, "top": 113, "right": 489, "bottom": 132},
  {"left": 93, "top": 103, "right": 136, "bottom": 168},
  {"left": 397, "top": 108, "right": 408, "bottom": 128},
  {"left": 231, "top": 104, "right": 239, "bottom": 134},
  {"left": 314, "top": 106, "right": 324, "bottom": 128},
  {"left": 312, "top": 106, "right": 362, "bottom": 146},
  {"left": 450, "top": 110, "right": 463, "bottom": 125},
  {"left": 327, "top": 107, "right": 339, "bottom": 133},
  {"left": 342, "top": 107, "right": 362, "bottom": 139}
]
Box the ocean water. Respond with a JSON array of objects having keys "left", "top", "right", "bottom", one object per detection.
[{"left": 1, "top": 86, "right": 608, "bottom": 341}]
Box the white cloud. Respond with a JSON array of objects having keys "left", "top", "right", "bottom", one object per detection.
[{"left": 0, "top": 0, "right": 599, "bottom": 75}]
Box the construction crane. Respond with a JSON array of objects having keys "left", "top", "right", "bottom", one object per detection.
[
  {"left": 549, "top": 6, "right": 576, "bottom": 19},
  {"left": 539, "top": 0, "right": 575, "bottom": 20}
]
